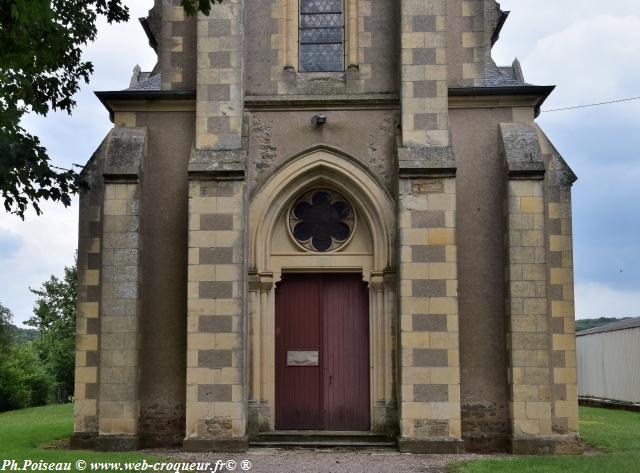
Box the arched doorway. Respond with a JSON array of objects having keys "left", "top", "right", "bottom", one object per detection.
[{"left": 248, "top": 148, "right": 397, "bottom": 433}]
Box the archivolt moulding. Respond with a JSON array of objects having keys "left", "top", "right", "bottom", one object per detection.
[{"left": 249, "top": 148, "right": 396, "bottom": 275}]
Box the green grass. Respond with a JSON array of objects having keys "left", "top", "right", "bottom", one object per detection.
[
  {"left": 2, "top": 404, "right": 639, "bottom": 473},
  {"left": 0, "top": 404, "right": 160, "bottom": 471},
  {"left": 451, "top": 407, "right": 640, "bottom": 473}
]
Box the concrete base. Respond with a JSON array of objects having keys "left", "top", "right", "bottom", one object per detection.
[
  {"left": 508, "top": 435, "right": 583, "bottom": 455},
  {"left": 398, "top": 437, "right": 465, "bottom": 454},
  {"left": 183, "top": 436, "right": 249, "bottom": 452},
  {"left": 463, "top": 434, "right": 508, "bottom": 453},
  {"left": 95, "top": 435, "right": 140, "bottom": 451},
  {"left": 509, "top": 436, "right": 554, "bottom": 455},
  {"left": 579, "top": 396, "right": 640, "bottom": 412},
  {"left": 139, "top": 432, "right": 184, "bottom": 448},
  {"left": 70, "top": 432, "right": 97, "bottom": 450},
  {"left": 247, "top": 401, "right": 272, "bottom": 435}
]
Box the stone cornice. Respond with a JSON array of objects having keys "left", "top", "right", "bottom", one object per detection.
[
  {"left": 187, "top": 148, "right": 247, "bottom": 180},
  {"left": 244, "top": 93, "right": 400, "bottom": 110},
  {"left": 95, "top": 90, "right": 196, "bottom": 121},
  {"left": 449, "top": 85, "right": 555, "bottom": 117}
]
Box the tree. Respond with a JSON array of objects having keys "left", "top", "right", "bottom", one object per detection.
[
  {"left": 0, "top": 302, "right": 14, "bottom": 355},
  {"left": 26, "top": 262, "right": 77, "bottom": 402},
  {"left": 0, "top": 302, "right": 54, "bottom": 411},
  {"left": 0, "top": 0, "right": 222, "bottom": 219},
  {"left": 0, "top": 343, "right": 52, "bottom": 411}
]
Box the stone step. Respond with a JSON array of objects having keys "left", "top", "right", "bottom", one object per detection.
[
  {"left": 250, "top": 440, "right": 397, "bottom": 448},
  {"left": 250, "top": 431, "right": 396, "bottom": 449}
]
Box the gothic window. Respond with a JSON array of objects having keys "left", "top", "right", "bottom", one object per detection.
[
  {"left": 299, "top": 0, "right": 344, "bottom": 72},
  {"left": 289, "top": 189, "right": 355, "bottom": 252}
]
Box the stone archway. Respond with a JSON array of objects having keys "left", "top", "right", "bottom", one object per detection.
[{"left": 247, "top": 148, "right": 397, "bottom": 433}]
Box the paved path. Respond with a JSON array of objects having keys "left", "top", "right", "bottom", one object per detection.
[{"left": 157, "top": 448, "right": 496, "bottom": 473}]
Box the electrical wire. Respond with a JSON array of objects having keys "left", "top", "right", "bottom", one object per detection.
[{"left": 542, "top": 95, "right": 640, "bottom": 113}]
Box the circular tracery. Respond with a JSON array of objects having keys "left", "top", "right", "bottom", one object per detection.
[{"left": 288, "top": 189, "right": 356, "bottom": 252}]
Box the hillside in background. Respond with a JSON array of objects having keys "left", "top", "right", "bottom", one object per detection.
[
  {"left": 8, "top": 325, "right": 38, "bottom": 344},
  {"left": 576, "top": 317, "right": 630, "bottom": 333}
]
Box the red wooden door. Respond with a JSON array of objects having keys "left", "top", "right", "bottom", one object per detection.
[{"left": 275, "top": 274, "right": 370, "bottom": 430}]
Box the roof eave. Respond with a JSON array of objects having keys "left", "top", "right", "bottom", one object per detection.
[
  {"left": 448, "top": 85, "right": 555, "bottom": 118},
  {"left": 95, "top": 90, "right": 197, "bottom": 122}
]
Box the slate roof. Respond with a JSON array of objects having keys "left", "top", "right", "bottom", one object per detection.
[
  {"left": 482, "top": 61, "right": 530, "bottom": 87},
  {"left": 123, "top": 61, "right": 532, "bottom": 93},
  {"left": 126, "top": 72, "right": 161, "bottom": 91},
  {"left": 577, "top": 317, "right": 640, "bottom": 336}
]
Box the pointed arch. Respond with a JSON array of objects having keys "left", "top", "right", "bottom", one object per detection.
[{"left": 249, "top": 147, "right": 396, "bottom": 274}]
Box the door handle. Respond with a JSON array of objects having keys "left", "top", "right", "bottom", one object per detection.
[{"left": 329, "top": 375, "right": 332, "bottom": 386}]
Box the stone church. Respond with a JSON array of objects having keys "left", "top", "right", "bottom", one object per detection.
[{"left": 72, "top": 0, "right": 580, "bottom": 454}]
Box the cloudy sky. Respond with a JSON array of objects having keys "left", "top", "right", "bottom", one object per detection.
[{"left": 1, "top": 0, "right": 639, "bottom": 326}]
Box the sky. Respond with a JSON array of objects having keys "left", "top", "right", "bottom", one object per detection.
[{"left": 1, "top": 0, "right": 639, "bottom": 326}]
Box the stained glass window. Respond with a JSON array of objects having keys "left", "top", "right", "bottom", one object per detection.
[
  {"left": 299, "top": 0, "right": 344, "bottom": 72},
  {"left": 289, "top": 189, "right": 355, "bottom": 252}
]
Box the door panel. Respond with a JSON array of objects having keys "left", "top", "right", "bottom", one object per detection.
[
  {"left": 322, "top": 275, "right": 370, "bottom": 430},
  {"left": 275, "top": 276, "right": 322, "bottom": 429},
  {"left": 275, "top": 274, "right": 370, "bottom": 431}
]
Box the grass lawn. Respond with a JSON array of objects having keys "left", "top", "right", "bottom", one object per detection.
[
  {"left": 2, "top": 404, "right": 638, "bottom": 473},
  {"left": 451, "top": 406, "right": 640, "bottom": 473},
  {"left": 0, "top": 404, "right": 161, "bottom": 471}
]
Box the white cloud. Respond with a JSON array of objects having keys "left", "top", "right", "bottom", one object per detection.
[
  {"left": 20, "top": 0, "right": 156, "bottom": 170},
  {"left": 0, "top": 201, "right": 78, "bottom": 326},
  {"left": 524, "top": 15, "right": 640, "bottom": 119},
  {"left": 575, "top": 282, "right": 640, "bottom": 319},
  {"left": 494, "top": 0, "right": 640, "bottom": 65},
  {"left": 2, "top": 0, "right": 154, "bottom": 326},
  {"left": 494, "top": 8, "right": 640, "bottom": 124}
]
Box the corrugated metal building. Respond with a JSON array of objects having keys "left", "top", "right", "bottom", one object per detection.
[{"left": 577, "top": 318, "right": 640, "bottom": 404}]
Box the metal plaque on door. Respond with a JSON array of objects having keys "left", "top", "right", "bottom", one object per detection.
[{"left": 287, "top": 350, "right": 319, "bottom": 366}]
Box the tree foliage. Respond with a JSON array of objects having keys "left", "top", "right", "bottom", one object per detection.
[
  {"left": 180, "top": 0, "right": 224, "bottom": 16},
  {"left": 0, "top": 0, "right": 129, "bottom": 218},
  {"left": 0, "top": 343, "right": 52, "bottom": 411},
  {"left": 0, "top": 301, "right": 14, "bottom": 355},
  {"left": 1, "top": 0, "right": 221, "bottom": 219},
  {"left": 0, "top": 301, "right": 55, "bottom": 412},
  {"left": 26, "top": 262, "right": 77, "bottom": 403}
]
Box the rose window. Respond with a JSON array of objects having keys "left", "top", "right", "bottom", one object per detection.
[{"left": 288, "top": 189, "right": 355, "bottom": 252}]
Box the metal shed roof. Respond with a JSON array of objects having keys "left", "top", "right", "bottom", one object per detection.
[{"left": 576, "top": 317, "right": 640, "bottom": 336}]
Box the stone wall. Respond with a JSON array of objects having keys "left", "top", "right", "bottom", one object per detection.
[
  {"left": 450, "top": 108, "right": 513, "bottom": 452},
  {"left": 505, "top": 179, "right": 552, "bottom": 442},
  {"left": 542, "top": 131, "right": 579, "bottom": 443},
  {"left": 159, "top": 2, "right": 196, "bottom": 90},
  {"left": 246, "top": 0, "right": 398, "bottom": 96},
  {"left": 195, "top": 0, "right": 245, "bottom": 150},
  {"left": 97, "top": 181, "right": 142, "bottom": 448},
  {"left": 400, "top": 0, "right": 449, "bottom": 148},
  {"left": 73, "top": 140, "right": 107, "bottom": 445},
  {"left": 73, "top": 127, "right": 146, "bottom": 450},
  {"left": 136, "top": 111, "right": 193, "bottom": 447},
  {"left": 398, "top": 176, "right": 463, "bottom": 453},
  {"left": 246, "top": 109, "right": 397, "bottom": 197},
  {"left": 184, "top": 179, "right": 247, "bottom": 451},
  {"left": 502, "top": 123, "right": 580, "bottom": 454}
]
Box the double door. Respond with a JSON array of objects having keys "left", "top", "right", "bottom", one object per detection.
[{"left": 275, "top": 274, "right": 370, "bottom": 430}]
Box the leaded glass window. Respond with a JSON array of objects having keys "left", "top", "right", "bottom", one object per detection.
[
  {"left": 288, "top": 189, "right": 355, "bottom": 252},
  {"left": 299, "top": 0, "right": 344, "bottom": 72}
]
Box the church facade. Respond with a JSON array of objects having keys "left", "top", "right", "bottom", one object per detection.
[{"left": 72, "top": 0, "right": 580, "bottom": 454}]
